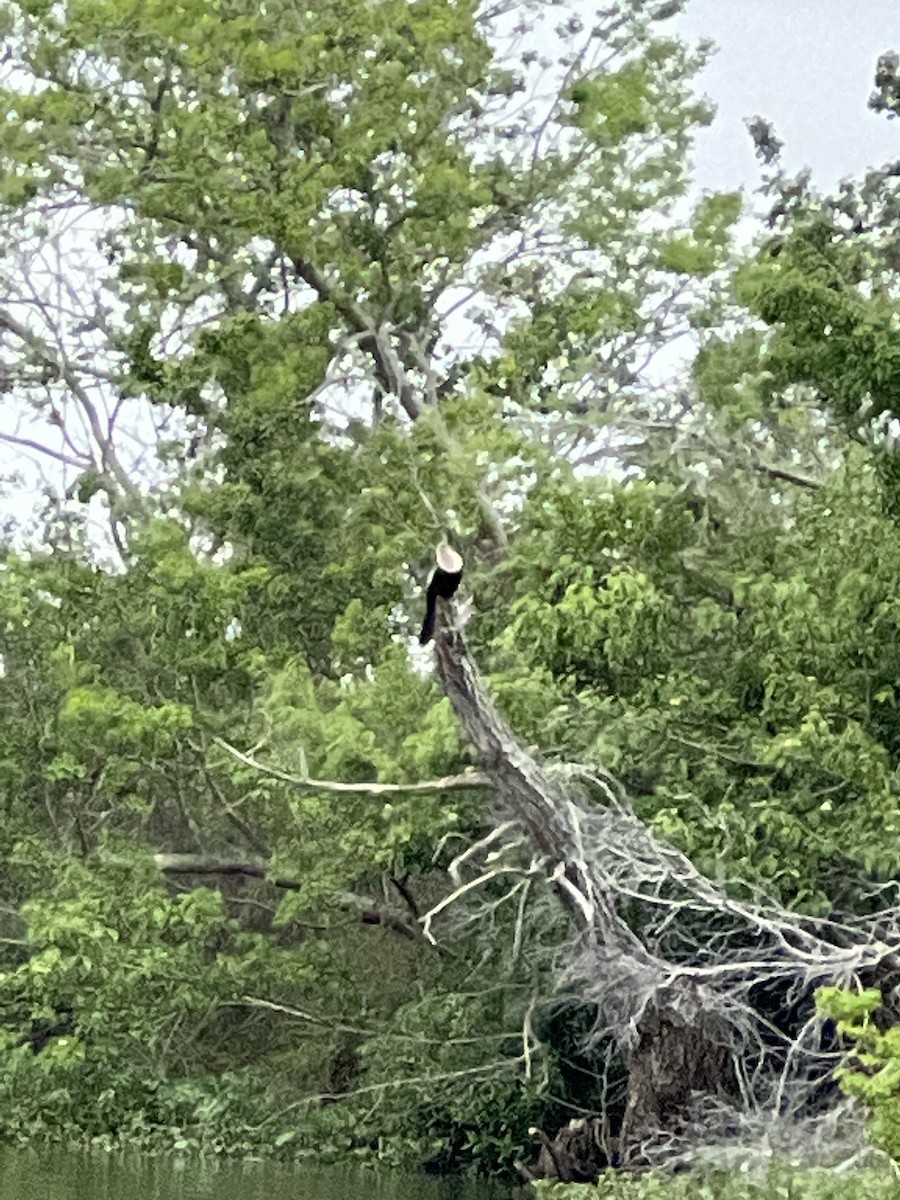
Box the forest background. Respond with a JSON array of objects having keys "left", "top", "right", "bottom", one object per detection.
[{"left": 3, "top": 0, "right": 900, "bottom": 1186}]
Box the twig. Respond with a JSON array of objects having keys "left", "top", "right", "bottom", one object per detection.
[
  {"left": 421, "top": 866, "right": 528, "bottom": 944},
  {"left": 448, "top": 820, "right": 520, "bottom": 883}
]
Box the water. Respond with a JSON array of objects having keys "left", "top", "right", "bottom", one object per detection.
[{"left": 0, "top": 1147, "right": 513, "bottom": 1200}]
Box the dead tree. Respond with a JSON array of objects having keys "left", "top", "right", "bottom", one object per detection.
[{"left": 427, "top": 599, "right": 900, "bottom": 1168}]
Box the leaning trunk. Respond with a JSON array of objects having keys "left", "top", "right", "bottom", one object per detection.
[{"left": 432, "top": 607, "right": 740, "bottom": 1161}]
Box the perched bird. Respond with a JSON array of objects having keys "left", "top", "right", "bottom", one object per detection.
[{"left": 419, "top": 541, "right": 464, "bottom": 644}]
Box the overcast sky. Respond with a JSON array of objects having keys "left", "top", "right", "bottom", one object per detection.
[{"left": 677, "top": 0, "right": 900, "bottom": 194}]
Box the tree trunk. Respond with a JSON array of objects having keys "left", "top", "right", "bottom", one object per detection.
[{"left": 619, "top": 986, "right": 740, "bottom": 1161}]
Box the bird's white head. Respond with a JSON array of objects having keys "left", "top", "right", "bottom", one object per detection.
[{"left": 436, "top": 541, "right": 463, "bottom": 573}]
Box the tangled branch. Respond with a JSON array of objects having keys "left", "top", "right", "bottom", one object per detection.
[{"left": 423, "top": 596, "right": 900, "bottom": 1167}]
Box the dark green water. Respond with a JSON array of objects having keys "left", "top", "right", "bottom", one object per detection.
[{"left": 0, "top": 1148, "right": 514, "bottom": 1200}]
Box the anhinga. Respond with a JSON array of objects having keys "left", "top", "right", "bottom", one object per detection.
[{"left": 419, "top": 540, "right": 464, "bottom": 644}]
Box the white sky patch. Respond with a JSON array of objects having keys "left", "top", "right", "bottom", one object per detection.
[{"left": 676, "top": 0, "right": 900, "bottom": 192}]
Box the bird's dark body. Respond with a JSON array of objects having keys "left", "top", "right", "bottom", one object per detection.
[{"left": 419, "top": 555, "right": 463, "bottom": 644}]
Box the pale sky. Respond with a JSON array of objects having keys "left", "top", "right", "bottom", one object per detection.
[{"left": 678, "top": 0, "right": 900, "bottom": 193}]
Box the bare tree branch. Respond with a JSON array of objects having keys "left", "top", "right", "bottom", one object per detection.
[
  {"left": 213, "top": 737, "right": 492, "bottom": 795},
  {"left": 0, "top": 305, "right": 139, "bottom": 503}
]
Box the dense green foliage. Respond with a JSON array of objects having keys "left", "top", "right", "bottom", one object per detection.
[
  {"left": 818, "top": 986, "right": 900, "bottom": 1164},
  {"left": 0, "top": 0, "right": 900, "bottom": 1187}
]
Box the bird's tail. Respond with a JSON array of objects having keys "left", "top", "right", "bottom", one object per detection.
[{"left": 419, "top": 603, "right": 436, "bottom": 645}]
